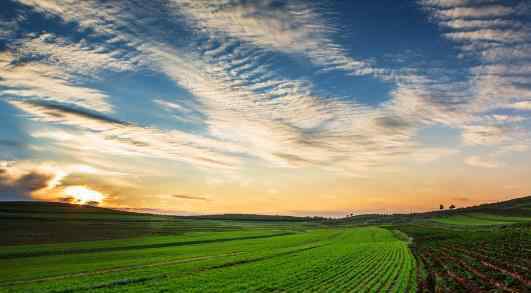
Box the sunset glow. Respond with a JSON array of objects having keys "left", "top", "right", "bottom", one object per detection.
[
  {"left": 63, "top": 186, "right": 105, "bottom": 205},
  {"left": 0, "top": 0, "right": 530, "bottom": 216}
]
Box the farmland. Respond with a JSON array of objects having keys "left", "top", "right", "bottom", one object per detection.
[
  {"left": 0, "top": 226, "right": 416, "bottom": 292},
  {"left": 0, "top": 202, "right": 319, "bottom": 245},
  {"left": 398, "top": 222, "right": 531, "bottom": 292},
  {"left": 1, "top": 198, "right": 530, "bottom": 292},
  {"left": 431, "top": 214, "right": 529, "bottom": 226},
  {"left": 393, "top": 198, "right": 531, "bottom": 292}
]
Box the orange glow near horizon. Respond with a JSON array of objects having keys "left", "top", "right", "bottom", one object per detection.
[{"left": 63, "top": 186, "right": 105, "bottom": 204}]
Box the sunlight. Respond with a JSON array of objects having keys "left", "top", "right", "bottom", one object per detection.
[{"left": 63, "top": 186, "right": 105, "bottom": 204}]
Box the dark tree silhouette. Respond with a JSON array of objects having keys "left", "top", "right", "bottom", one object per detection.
[
  {"left": 439, "top": 204, "right": 444, "bottom": 210},
  {"left": 449, "top": 204, "right": 456, "bottom": 209}
]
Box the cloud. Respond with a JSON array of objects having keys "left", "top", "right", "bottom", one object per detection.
[
  {"left": 12, "top": 33, "right": 136, "bottom": 76},
  {"left": 172, "top": 194, "right": 209, "bottom": 201},
  {"left": 420, "top": 0, "right": 498, "bottom": 8},
  {"left": 451, "top": 196, "right": 470, "bottom": 202},
  {"left": 172, "top": 0, "right": 375, "bottom": 75},
  {"left": 8, "top": 100, "right": 129, "bottom": 131},
  {"left": 2, "top": 0, "right": 427, "bottom": 177},
  {"left": 0, "top": 51, "right": 113, "bottom": 112},
  {"left": 410, "top": 147, "right": 459, "bottom": 163},
  {"left": 116, "top": 207, "right": 200, "bottom": 216},
  {"left": 500, "top": 144, "right": 528, "bottom": 152},
  {"left": 508, "top": 101, "right": 531, "bottom": 110},
  {"left": 461, "top": 125, "right": 507, "bottom": 145},
  {"left": 445, "top": 29, "right": 529, "bottom": 43},
  {"left": 415, "top": 0, "right": 531, "bottom": 152},
  {"left": 433, "top": 5, "right": 514, "bottom": 19},
  {"left": 441, "top": 19, "right": 515, "bottom": 29},
  {"left": 0, "top": 166, "right": 54, "bottom": 200},
  {"left": 374, "top": 116, "right": 412, "bottom": 131},
  {"left": 141, "top": 44, "right": 422, "bottom": 174},
  {"left": 153, "top": 99, "right": 192, "bottom": 113},
  {"left": 11, "top": 99, "right": 244, "bottom": 169},
  {"left": 489, "top": 114, "right": 526, "bottom": 123},
  {"left": 6, "top": 0, "right": 529, "bottom": 179},
  {"left": 464, "top": 155, "right": 501, "bottom": 168},
  {"left": 153, "top": 98, "right": 205, "bottom": 124}
]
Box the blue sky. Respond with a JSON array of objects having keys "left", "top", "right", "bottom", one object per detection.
[{"left": 0, "top": 0, "right": 530, "bottom": 215}]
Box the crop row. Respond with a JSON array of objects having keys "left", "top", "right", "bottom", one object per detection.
[
  {"left": 400, "top": 222, "right": 531, "bottom": 292},
  {"left": 1, "top": 227, "right": 416, "bottom": 292}
]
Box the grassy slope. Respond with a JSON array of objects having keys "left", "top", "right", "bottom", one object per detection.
[
  {"left": 432, "top": 213, "right": 531, "bottom": 226},
  {"left": 0, "top": 201, "right": 320, "bottom": 245},
  {"left": 335, "top": 195, "right": 531, "bottom": 226},
  {"left": 0, "top": 227, "right": 416, "bottom": 292},
  {"left": 0, "top": 202, "right": 417, "bottom": 292}
]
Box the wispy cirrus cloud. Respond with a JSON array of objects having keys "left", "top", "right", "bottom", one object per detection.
[
  {"left": 445, "top": 29, "right": 529, "bottom": 43},
  {"left": 13, "top": 33, "right": 137, "bottom": 77},
  {"left": 0, "top": 0, "right": 529, "bottom": 215},
  {"left": 432, "top": 5, "right": 514, "bottom": 19},
  {"left": 10, "top": 99, "right": 245, "bottom": 169},
  {"left": 171, "top": 0, "right": 376, "bottom": 75},
  {"left": 145, "top": 43, "right": 428, "bottom": 174},
  {"left": 0, "top": 51, "right": 113, "bottom": 112},
  {"left": 2, "top": 0, "right": 529, "bottom": 181},
  {"left": 417, "top": 0, "right": 531, "bottom": 153}
]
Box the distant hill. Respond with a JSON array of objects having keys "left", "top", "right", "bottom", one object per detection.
[
  {"left": 0, "top": 201, "right": 325, "bottom": 222},
  {"left": 459, "top": 195, "right": 531, "bottom": 216},
  {"left": 184, "top": 213, "right": 324, "bottom": 222},
  {"left": 336, "top": 195, "right": 531, "bottom": 225},
  {"left": 0, "top": 201, "right": 134, "bottom": 216},
  {"left": 0, "top": 195, "right": 529, "bottom": 241},
  {"left": 0, "top": 201, "right": 320, "bottom": 245}
]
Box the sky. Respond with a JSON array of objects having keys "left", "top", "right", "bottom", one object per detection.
[{"left": 0, "top": 0, "right": 530, "bottom": 216}]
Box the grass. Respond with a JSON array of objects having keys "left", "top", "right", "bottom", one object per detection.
[
  {"left": 432, "top": 213, "right": 531, "bottom": 226},
  {"left": 466, "top": 213, "right": 531, "bottom": 222},
  {"left": 0, "top": 227, "right": 416, "bottom": 292},
  {"left": 0, "top": 202, "right": 320, "bottom": 245},
  {"left": 2, "top": 199, "right": 529, "bottom": 292}
]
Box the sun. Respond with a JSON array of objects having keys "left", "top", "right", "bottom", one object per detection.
[{"left": 63, "top": 186, "right": 105, "bottom": 204}]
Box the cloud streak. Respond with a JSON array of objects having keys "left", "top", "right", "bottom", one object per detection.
[{"left": 172, "top": 194, "right": 209, "bottom": 201}]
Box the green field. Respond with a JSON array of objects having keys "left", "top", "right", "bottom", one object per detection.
[
  {"left": 1, "top": 198, "right": 530, "bottom": 292},
  {"left": 0, "top": 202, "right": 318, "bottom": 245},
  {"left": 431, "top": 214, "right": 530, "bottom": 226},
  {"left": 0, "top": 226, "right": 416, "bottom": 292}
]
